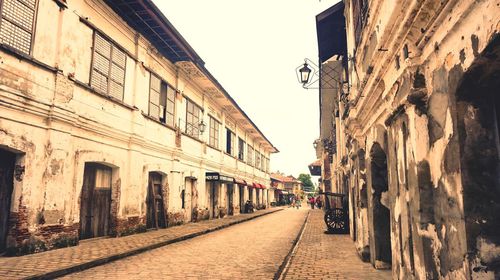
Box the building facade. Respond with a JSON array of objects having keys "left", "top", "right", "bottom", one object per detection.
[
  {"left": 0, "top": 0, "right": 277, "bottom": 255},
  {"left": 313, "top": 0, "right": 499, "bottom": 279}
]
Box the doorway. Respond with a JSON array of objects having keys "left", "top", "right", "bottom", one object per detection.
[
  {"left": 189, "top": 179, "right": 197, "bottom": 222},
  {"left": 239, "top": 185, "right": 245, "bottom": 213},
  {"left": 370, "top": 143, "right": 392, "bottom": 266},
  {"left": 227, "top": 184, "right": 234, "bottom": 216},
  {"left": 248, "top": 187, "right": 253, "bottom": 204},
  {"left": 0, "top": 149, "right": 15, "bottom": 253},
  {"left": 80, "top": 163, "right": 112, "bottom": 239},
  {"left": 209, "top": 182, "right": 218, "bottom": 218},
  {"left": 146, "top": 172, "right": 166, "bottom": 229},
  {"left": 456, "top": 36, "right": 500, "bottom": 268}
]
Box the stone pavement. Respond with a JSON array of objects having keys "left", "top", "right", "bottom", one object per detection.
[
  {"left": 282, "top": 209, "right": 392, "bottom": 280},
  {"left": 0, "top": 208, "right": 282, "bottom": 280},
  {"left": 61, "top": 207, "right": 309, "bottom": 280}
]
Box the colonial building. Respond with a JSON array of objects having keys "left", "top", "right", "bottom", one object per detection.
[
  {"left": 312, "top": 0, "right": 499, "bottom": 279},
  {"left": 0, "top": 0, "right": 277, "bottom": 255}
]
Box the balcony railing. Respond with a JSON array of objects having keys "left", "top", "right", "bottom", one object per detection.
[{"left": 353, "top": 0, "right": 369, "bottom": 48}]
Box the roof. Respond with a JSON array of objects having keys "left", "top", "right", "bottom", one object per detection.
[
  {"left": 103, "top": 0, "right": 278, "bottom": 153},
  {"left": 270, "top": 173, "right": 302, "bottom": 184},
  {"left": 316, "top": 2, "right": 347, "bottom": 63}
]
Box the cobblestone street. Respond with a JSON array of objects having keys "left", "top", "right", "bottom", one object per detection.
[
  {"left": 59, "top": 208, "right": 392, "bottom": 280},
  {"left": 61, "top": 208, "right": 309, "bottom": 279},
  {"left": 0, "top": 209, "right": 281, "bottom": 279},
  {"left": 282, "top": 209, "right": 392, "bottom": 280}
]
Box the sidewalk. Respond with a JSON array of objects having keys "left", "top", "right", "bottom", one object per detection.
[
  {"left": 0, "top": 208, "right": 282, "bottom": 280},
  {"left": 282, "top": 209, "right": 392, "bottom": 280}
]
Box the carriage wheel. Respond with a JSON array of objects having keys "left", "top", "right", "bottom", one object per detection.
[{"left": 324, "top": 208, "right": 346, "bottom": 232}]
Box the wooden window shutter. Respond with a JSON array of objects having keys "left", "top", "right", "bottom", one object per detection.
[
  {"left": 0, "top": 0, "right": 37, "bottom": 54},
  {"left": 149, "top": 74, "right": 161, "bottom": 119},
  {"left": 90, "top": 32, "right": 126, "bottom": 100}
]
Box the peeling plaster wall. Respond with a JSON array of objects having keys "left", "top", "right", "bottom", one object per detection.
[
  {"left": 341, "top": 0, "right": 500, "bottom": 279},
  {"left": 0, "top": 0, "right": 272, "bottom": 255}
]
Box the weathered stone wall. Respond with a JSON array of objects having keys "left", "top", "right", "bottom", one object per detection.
[{"left": 338, "top": 0, "right": 500, "bottom": 278}]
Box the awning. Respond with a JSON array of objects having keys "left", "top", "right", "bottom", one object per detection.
[
  {"left": 206, "top": 172, "right": 234, "bottom": 183},
  {"left": 252, "top": 183, "right": 265, "bottom": 189},
  {"left": 234, "top": 178, "right": 247, "bottom": 186}
]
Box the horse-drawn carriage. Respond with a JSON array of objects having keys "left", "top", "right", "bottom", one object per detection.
[{"left": 320, "top": 191, "right": 349, "bottom": 234}]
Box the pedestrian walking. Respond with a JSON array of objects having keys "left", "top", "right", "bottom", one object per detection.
[
  {"left": 316, "top": 196, "right": 323, "bottom": 209},
  {"left": 309, "top": 196, "right": 315, "bottom": 209}
]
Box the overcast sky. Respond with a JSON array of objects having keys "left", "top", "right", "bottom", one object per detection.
[{"left": 153, "top": 0, "right": 340, "bottom": 177}]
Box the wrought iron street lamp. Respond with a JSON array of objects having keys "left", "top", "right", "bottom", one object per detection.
[
  {"left": 199, "top": 120, "right": 206, "bottom": 134},
  {"left": 299, "top": 62, "right": 312, "bottom": 85}
]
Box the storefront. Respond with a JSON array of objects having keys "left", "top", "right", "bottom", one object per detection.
[{"left": 206, "top": 172, "right": 234, "bottom": 219}]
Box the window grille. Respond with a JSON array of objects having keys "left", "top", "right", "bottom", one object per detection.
[
  {"left": 185, "top": 99, "right": 200, "bottom": 138},
  {"left": 0, "top": 0, "right": 37, "bottom": 54},
  {"left": 90, "top": 32, "right": 126, "bottom": 100}
]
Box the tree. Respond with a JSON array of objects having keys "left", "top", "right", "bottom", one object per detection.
[{"left": 298, "top": 173, "right": 314, "bottom": 192}]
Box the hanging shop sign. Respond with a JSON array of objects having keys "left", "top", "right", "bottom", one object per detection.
[{"left": 205, "top": 172, "right": 234, "bottom": 183}]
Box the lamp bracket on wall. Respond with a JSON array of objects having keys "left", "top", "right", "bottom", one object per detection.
[{"left": 295, "top": 58, "right": 347, "bottom": 90}]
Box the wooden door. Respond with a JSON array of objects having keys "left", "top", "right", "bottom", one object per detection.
[
  {"left": 190, "top": 180, "right": 196, "bottom": 222},
  {"left": 154, "top": 182, "right": 166, "bottom": 228},
  {"left": 147, "top": 173, "right": 165, "bottom": 229},
  {"left": 80, "top": 164, "right": 111, "bottom": 239},
  {"left": 0, "top": 150, "right": 15, "bottom": 252}
]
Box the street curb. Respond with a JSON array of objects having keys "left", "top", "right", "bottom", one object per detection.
[
  {"left": 25, "top": 208, "right": 284, "bottom": 280},
  {"left": 273, "top": 210, "right": 310, "bottom": 280}
]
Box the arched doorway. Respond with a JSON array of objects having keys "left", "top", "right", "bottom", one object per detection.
[
  {"left": 456, "top": 35, "right": 500, "bottom": 274},
  {"left": 369, "top": 143, "right": 392, "bottom": 267},
  {"left": 80, "top": 163, "right": 113, "bottom": 239},
  {"left": 0, "top": 149, "right": 16, "bottom": 253},
  {"left": 146, "top": 172, "right": 167, "bottom": 229}
]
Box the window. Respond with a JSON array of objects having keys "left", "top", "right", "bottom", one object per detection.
[
  {"left": 185, "top": 99, "right": 201, "bottom": 138},
  {"left": 209, "top": 116, "right": 220, "bottom": 148},
  {"left": 238, "top": 138, "right": 245, "bottom": 161},
  {"left": 149, "top": 74, "right": 175, "bottom": 126},
  {"left": 90, "top": 32, "right": 126, "bottom": 100},
  {"left": 266, "top": 158, "right": 270, "bottom": 173},
  {"left": 226, "top": 128, "right": 235, "bottom": 156},
  {"left": 0, "top": 0, "right": 37, "bottom": 55},
  {"left": 247, "top": 145, "right": 253, "bottom": 166},
  {"left": 255, "top": 152, "right": 261, "bottom": 170},
  {"left": 261, "top": 155, "right": 265, "bottom": 171}
]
